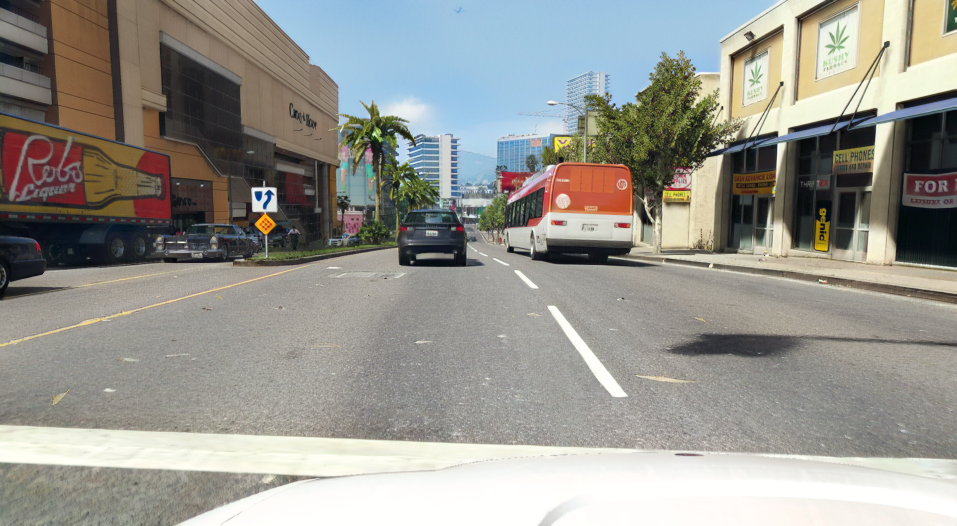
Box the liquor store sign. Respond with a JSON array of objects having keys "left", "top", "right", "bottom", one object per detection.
[
  {"left": 733, "top": 171, "right": 776, "bottom": 194},
  {"left": 1, "top": 116, "right": 170, "bottom": 217}
]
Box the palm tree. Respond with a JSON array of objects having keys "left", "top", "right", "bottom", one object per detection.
[
  {"left": 381, "top": 158, "right": 419, "bottom": 239},
  {"left": 336, "top": 195, "right": 350, "bottom": 235},
  {"left": 401, "top": 176, "right": 440, "bottom": 211},
  {"left": 336, "top": 101, "right": 416, "bottom": 223}
]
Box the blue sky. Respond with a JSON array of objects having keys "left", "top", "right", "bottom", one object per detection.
[{"left": 255, "top": 0, "right": 774, "bottom": 159}]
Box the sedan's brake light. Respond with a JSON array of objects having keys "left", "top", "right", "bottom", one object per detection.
[
  {"left": 453, "top": 225, "right": 465, "bottom": 232},
  {"left": 614, "top": 223, "right": 631, "bottom": 228},
  {"left": 35, "top": 241, "right": 41, "bottom": 254},
  {"left": 551, "top": 220, "right": 567, "bottom": 226},
  {"left": 399, "top": 226, "right": 409, "bottom": 232}
]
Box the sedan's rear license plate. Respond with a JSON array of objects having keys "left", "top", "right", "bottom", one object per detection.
[
  {"left": 192, "top": 252, "right": 203, "bottom": 258},
  {"left": 426, "top": 230, "right": 438, "bottom": 236},
  {"left": 583, "top": 224, "right": 598, "bottom": 232}
]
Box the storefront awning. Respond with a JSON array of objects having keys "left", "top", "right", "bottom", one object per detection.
[
  {"left": 758, "top": 121, "right": 854, "bottom": 148},
  {"left": 850, "top": 97, "right": 957, "bottom": 129},
  {"left": 707, "top": 137, "right": 773, "bottom": 157}
]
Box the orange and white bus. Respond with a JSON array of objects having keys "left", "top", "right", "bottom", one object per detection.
[{"left": 504, "top": 163, "right": 633, "bottom": 263}]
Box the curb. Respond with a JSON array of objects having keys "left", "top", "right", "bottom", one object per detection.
[
  {"left": 621, "top": 255, "right": 957, "bottom": 305},
  {"left": 232, "top": 245, "right": 396, "bottom": 267}
]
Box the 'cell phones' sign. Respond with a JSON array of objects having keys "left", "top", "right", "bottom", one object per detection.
[{"left": 902, "top": 172, "right": 957, "bottom": 209}]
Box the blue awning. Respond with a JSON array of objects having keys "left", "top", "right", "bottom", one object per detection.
[
  {"left": 850, "top": 97, "right": 957, "bottom": 129},
  {"left": 758, "top": 121, "right": 853, "bottom": 148},
  {"left": 707, "top": 137, "right": 774, "bottom": 157}
]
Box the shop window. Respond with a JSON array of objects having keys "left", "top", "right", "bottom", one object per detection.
[
  {"left": 897, "top": 110, "right": 957, "bottom": 267},
  {"left": 729, "top": 144, "right": 777, "bottom": 251}
]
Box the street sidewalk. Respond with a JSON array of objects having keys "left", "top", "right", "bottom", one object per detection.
[{"left": 621, "top": 246, "right": 957, "bottom": 304}]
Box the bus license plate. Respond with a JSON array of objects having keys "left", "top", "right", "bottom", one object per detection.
[
  {"left": 583, "top": 224, "right": 597, "bottom": 232},
  {"left": 426, "top": 230, "right": 438, "bottom": 236}
]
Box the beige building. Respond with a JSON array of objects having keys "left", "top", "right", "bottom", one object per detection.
[
  {"left": 705, "top": 0, "right": 957, "bottom": 268},
  {"left": 2, "top": 0, "right": 338, "bottom": 239}
]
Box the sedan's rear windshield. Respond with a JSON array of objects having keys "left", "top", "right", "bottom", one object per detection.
[
  {"left": 188, "top": 225, "right": 233, "bottom": 235},
  {"left": 404, "top": 212, "right": 457, "bottom": 224}
]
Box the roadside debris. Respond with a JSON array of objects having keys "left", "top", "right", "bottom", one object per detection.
[
  {"left": 103, "top": 388, "right": 116, "bottom": 393},
  {"left": 819, "top": 279, "right": 828, "bottom": 285},
  {"left": 202, "top": 307, "right": 213, "bottom": 311},
  {"left": 117, "top": 357, "right": 139, "bottom": 362},
  {"left": 527, "top": 313, "right": 541, "bottom": 316},
  {"left": 695, "top": 317, "right": 708, "bottom": 323},
  {"left": 166, "top": 353, "right": 190, "bottom": 358},
  {"left": 52, "top": 389, "right": 71, "bottom": 405},
  {"left": 415, "top": 340, "right": 432, "bottom": 344}
]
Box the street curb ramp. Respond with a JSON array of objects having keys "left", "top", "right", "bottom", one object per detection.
[
  {"left": 624, "top": 255, "right": 957, "bottom": 306},
  {"left": 233, "top": 246, "right": 396, "bottom": 267}
]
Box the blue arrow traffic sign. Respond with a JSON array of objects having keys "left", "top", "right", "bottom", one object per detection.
[{"left": 252, "top": 187, "right": 278, "bottom": 213}]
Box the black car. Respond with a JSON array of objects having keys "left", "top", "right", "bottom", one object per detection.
[
  {"left": 397, "top": 209, "right": 468, "bottom": 266},
  {"left": 0, "top": 235, "right": 46, "bottom": 298},
  {"left": 150, "top": 224, "right": 257, "bottom": 262}
]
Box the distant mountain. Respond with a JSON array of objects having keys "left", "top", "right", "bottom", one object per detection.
[{"left": 457, "top": 150, "right": 497, "bottom": 185}]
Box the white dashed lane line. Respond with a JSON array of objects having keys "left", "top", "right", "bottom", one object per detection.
[
  {"left": 547, "top": 306, "right": 628, "bottom": 398},
  {"left": 478, "top": 251, "right": 488, "bottom": 257},
  {"left": 514, "top": 270, "right": 539, "bottom": 289},
  {"left": 492, "top": 258, "right": 509, "bottom": 266}
]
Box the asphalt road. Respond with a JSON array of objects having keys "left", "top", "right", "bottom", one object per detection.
[{"left": 2, "top": 231, "right": 956, "bottom": 524}]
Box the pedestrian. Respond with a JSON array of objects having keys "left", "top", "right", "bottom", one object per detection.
[{"left": 288, "top": 226, "right": 301, "bottom": 250}]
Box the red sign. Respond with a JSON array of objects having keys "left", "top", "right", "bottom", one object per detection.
[
  {"left": 3, "top": 131, "right": 86, "bottom": 205},
  {"left": 501, "top": 171, "right": 533, "bottom": 192},
  {"left": 902, "top": 172, "right": 957, "bottom": 209},
  {"left": 666, "top": 169, "right": 692, "bottom": 191}
]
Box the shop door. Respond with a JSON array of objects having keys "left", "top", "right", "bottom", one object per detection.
[
  {"left": 730, "top": 195, "right": 754, "bottom": 252},
  {"left": 832, "top": 190, "right": 870, "bottom": 262},
  {"left": 753, "top": 196, "right": 773, "bottom": 252}
]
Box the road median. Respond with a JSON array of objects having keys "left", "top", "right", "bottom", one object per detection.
[{"left": 233, "top": 245, "right": 396, "bottom": 267}]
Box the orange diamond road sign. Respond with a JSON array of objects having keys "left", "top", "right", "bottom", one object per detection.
[{"left": 255, "top": 214, "right": 276, "bottom": 235}]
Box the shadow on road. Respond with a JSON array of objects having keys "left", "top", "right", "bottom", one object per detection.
[
  {"left": 667, "top": 333, "right": 957, "bottom": 358},
  {"left": 526, "top": 253, "right": 653, "bottom": 267},
  {"left": 3, "top": 286, "right": 73, "bottom": 299}
]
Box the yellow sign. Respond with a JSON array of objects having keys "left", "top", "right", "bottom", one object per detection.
[
  {"left": 814, "top": 201, "right": 831, "bottom": 252},
  {"left": 255, "top": 213, "right": 276, "bottom": 235},
  {"left": 553, "top": 136, "right": 573, "bottom": 151},
  {"left": 733, "top": 171, "right": 776, "bottom": 195},
  {"left": 832, "top": 145, "right": 875, "bottom": 174},
  {"left": 663, "top": 190, "right": 691, "bottom": 202}
]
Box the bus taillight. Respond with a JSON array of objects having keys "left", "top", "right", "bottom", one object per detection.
[
  {"left": 551, "top": 220, "right": 567, "bottom": 226},
  {"left": 614, "top": 223, "right": 631, "bottom": 228}
]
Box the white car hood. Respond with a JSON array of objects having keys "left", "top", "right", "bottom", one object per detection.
[{"left": 179, "top": 452, "right": 957, "bottom": 525}]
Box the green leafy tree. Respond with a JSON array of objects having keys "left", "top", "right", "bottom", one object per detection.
[
  {"left": 336, "top": 101, "right": 416, "bottom": 223},
  {"left": 478, "top": 194, "right": 506, "bottom": 241},
  {"left": 357, "top": 221, "right": 389, "bottom": 244},
  {"left": 381, "top": 158, "right": 418, "bottom": 239},
  {"left": 401, "top": 175, "right": 440, "bottom": 211},
  {"left": 540, "top": 145, "right": 557, "bottom": 166},
  {"left": 586, "top": 53, "right": 742, "bottom": 254},
  {"left": 336, "top": 195, "right": 350, "bottom": 235},
  {"left": 525, "top": 154, "right": 540, "bottom": 173}
]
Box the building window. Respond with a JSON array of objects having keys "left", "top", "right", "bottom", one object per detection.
[
  {"left": 729, "top": 144, "right": 777, "bottom": 251},
  {"left": 896, "top": 110, "right": 957, "bottom": 267}
]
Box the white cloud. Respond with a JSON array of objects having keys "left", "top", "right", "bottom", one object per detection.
[{"left": 381, "top": 97, "right": 437, "bottom": 134}]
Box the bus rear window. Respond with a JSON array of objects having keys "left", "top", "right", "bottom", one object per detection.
[{"left": 551, "top": 165, "right": 632, "bottom": 215}]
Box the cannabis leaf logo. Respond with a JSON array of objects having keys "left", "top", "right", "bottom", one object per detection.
[
  {"left": 825, "top": 21, "right": 849, "bottom": 55},
  {"left": 748, "top": 64, "right": 763, "bottom": 88}
]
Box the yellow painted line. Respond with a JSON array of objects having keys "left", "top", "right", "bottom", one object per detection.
[
  {"left": 0, "top": 264, "right": 315, "bottom": 348},
  {"left": 5, "top": 266, "right": 208, "bottom": 299}
]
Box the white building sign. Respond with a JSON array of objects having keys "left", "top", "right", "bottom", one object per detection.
[
  {"left": 816, "top": 5, "right": 860, "bottom": 80},
  {"left": 742, "top": 50, "right": 770, "bottom": 107}
]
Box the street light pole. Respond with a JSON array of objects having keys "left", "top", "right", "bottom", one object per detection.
[{"left": 547, "top": 100, "right": 586, "bottom": 163}]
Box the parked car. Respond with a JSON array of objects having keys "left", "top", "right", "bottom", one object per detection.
[
  {"left": 150, "top": 224, "right": 257, "bottom": 262},
  {"left": 267, "top": 227, "right": 290, "bottom": 248},
  {"left": 328, "top": 234, "right": 358, "bottom": 247},
  {"left": 397, "top": 209, "right": 468, "bottom": 266},
  {"left": 0, "top": 235, "right": 46, "bottom": 298},
  {"left": 241, "top": 227, "right": 265, "bottom": 252}
]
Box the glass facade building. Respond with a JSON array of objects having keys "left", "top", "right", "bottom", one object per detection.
[
  {"left": 408, "top": 134, "right": 460, "bottom": 200},
  {"left": 565, "top": 71, "right": 610, "bottom": 134},
  {"left": 496, "top": 134, "right": 549, "bottom": 173}
]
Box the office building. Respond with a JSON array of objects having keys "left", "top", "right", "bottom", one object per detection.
[
  {"left": 496, "top": 134, "right": 549, "bottom": 172},
  {"left": 565, "top": 71, "right": 610, "bottom": 133},
  {"left": 408, "top": 134, "right": 460, "bottom": 201}
]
